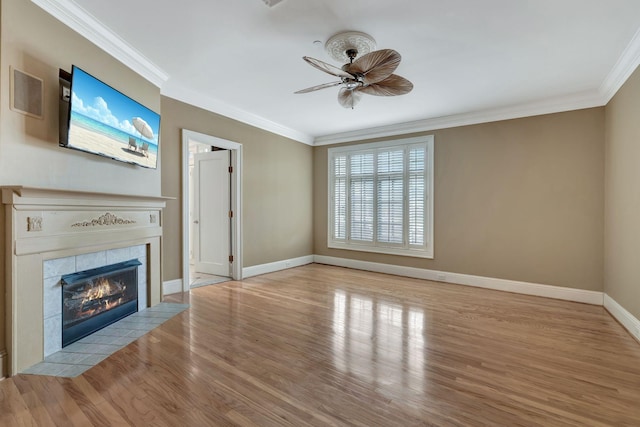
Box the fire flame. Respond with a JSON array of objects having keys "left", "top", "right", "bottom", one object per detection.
[{"left": 80, "top": 277, "right": 126, "bottom": 315}]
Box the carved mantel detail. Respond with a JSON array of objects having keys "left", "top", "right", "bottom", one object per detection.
[
  {"left": 71, "top": 212, "right": 136, "bottom": 228},
  {"left": 27, "top": 216, "right": 43, "bottom": 232}
]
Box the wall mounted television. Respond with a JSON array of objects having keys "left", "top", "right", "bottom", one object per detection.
[{"left": 59, "top": 65, "right": 160, "bottom": 169}]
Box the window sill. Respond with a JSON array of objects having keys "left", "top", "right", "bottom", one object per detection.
[{"left": 328, "top": 241, "right": 433, "bottom": 259}]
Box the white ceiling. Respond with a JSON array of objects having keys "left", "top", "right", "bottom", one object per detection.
[{"left": 34, "top": 0, "right": 640, "bottom": 144}]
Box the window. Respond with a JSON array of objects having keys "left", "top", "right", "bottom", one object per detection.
[{"left": 328, "top": 135, "right": 434, "bottom": 258}]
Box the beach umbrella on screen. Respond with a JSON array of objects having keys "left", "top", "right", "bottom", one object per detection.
[{"left": 133, "top": 117, "right": 153, "bottom": 140}]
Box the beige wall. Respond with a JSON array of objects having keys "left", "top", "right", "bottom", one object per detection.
[
  {"left": 604, "top": 66, "right": 640, "bottom": 319},
  {"left": 315, "top": 108, "right": 605, "bottom": 291},
  {"left": 0, "top": 0, "right": 161, "bottom": 196},
  {"left": 0, "top": 0, "right": 4, "bottom": 378},
  {"left": 0, "top": 0, "right": 161, "bottom": 376},
  {"left": 160, "top": 96, "right": 314, "bottom": 281}
]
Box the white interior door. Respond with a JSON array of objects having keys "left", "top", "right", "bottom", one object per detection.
[{"left": 193, "top": 150, "right": 230, "bottom": 276}]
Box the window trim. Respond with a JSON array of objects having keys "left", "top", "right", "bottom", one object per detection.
[{"left": 327, "top": 135, "right": 434, "bottom": 259}]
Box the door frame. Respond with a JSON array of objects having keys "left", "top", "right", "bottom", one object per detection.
[{"left": 181, "top": 129, "right": 243, "bottom": 291}]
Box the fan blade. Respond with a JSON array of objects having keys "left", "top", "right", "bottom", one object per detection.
[
  {"left": 349, "top": 49, "right": 401, "bottom": 84},
  {"left": 295, "top": 81, "right": 343, "bottom": 94},
  {"left": 338, "top": 87, "right": 362, "bottom": 109},
  {"left": 359, "top": 74, "right": 414, "bottom": 96},
  {"left": 303, "top": 56, "right": 355, "bottom": 79}
]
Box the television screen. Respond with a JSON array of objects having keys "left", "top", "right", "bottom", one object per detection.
[{"left": 62, "top": 65, "right": 160, "bottom": 169}]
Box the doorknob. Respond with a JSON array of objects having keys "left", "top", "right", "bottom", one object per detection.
[{"left": 193, "top": 220, "right": 199, "bottom": 224}]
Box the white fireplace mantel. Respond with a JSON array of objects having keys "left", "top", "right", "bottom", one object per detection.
[{"left": 0, "top": 186, "right": 170, "bottom": 377}]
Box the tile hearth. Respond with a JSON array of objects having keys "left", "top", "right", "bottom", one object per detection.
[
  {"left": 44, "top": 245, "right": 149, "bottom": 357},
  {"left": 21, "top": 302, "right": 188, "bottom": 378}
]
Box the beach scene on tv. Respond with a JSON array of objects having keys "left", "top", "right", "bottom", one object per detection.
[{"left": 67, "top": 66, "right": 160, "bottom": 169}]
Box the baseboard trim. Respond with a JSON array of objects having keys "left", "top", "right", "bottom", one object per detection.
[
  {"left": 604, "top": 294, "right": 640, "bottom": 341},
  {"left": 168, "top": 258, "right": 640, "bottom": 343},
  {"left": 181, "top": 254, "right": 605, "bottom": 306},
  {"left": 0, "top": 350, "right": 7, "bottom": 380},
  {"left": 313, "top": 255, "right": 604, "bottom": 305},
  {"left": 163, "top": 279, "right": 183, "bottom": 296},
  {"left": 242, "top": 255, "right": 315, "bottom": 279}
]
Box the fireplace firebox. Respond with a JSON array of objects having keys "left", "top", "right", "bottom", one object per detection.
[{"left": 61, "top": 259, "right": 141, "bottom": 347}]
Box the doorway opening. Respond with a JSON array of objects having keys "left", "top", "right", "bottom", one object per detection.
[{"left": 182, "top": 130, "right": 242, "bottom": 292}]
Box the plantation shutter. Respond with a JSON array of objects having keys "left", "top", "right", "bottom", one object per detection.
[
  {"left": 408, "top": 145, "right": 425, "bottom": 246},
  {"left": 328, "top": 136, "right": 433, "bottom": 258},
  {"left": 333, "top": 155, "right": 347, "bottom": 240},
  {"left": 376, "top": 149, "right": 404, "bottom": 244},
  {"left": 350, "top": 153, "right": 374, "bottom": 241}
]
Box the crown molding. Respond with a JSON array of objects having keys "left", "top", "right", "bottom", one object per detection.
[
  {"left": 31, "top": 0, "right": 168, "bottom": 87},
  {"left": 314, "top": 27, "right": 640, "bottom": 146},
  {"left": 31, "top": 0, "right": 640, "bottom": 147},
  {"left": 599, "top": 27, "right": 640, "bottom": 103},
  {"left": 314, "top": 90, "right": 605, "bottom": 146},
  {"left": 30, "top": 0, "right": 312, "bottom": 144},
  {"left": 162, "top": 83, "right": 315, "bottom": 145}
]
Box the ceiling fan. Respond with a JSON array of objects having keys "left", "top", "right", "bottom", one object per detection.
[{"left": 295, "top": 31, "right": 413, "bottom": 109}]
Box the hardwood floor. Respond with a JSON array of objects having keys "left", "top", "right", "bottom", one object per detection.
[{"left": 2, "top": 263, "right": 640, "bottom": 426}]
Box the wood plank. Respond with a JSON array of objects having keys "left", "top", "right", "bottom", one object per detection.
[
  {"left": 1, "top": 264, "right": 640, "bottom": 425},
  {"left": 0, "top": 377, "right": 37, "bottom": 426}
]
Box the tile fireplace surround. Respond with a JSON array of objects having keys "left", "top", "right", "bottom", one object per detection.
[{"left": 0, "top": 186, "right": 168, "bottom": 377}]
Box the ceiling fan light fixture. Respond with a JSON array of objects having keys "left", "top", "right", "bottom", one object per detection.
[
  {"left": 343, "top": 80, "right": 361, "bottom": 90},
  {"left": 295, "top": 33, "right": 412, "bottom": 108}
]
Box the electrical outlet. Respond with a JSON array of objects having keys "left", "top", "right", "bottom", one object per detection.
[
  {"left": 62, "top": 85, "right": 71, "bottom": 100},
  {"left": 436, "top": 273, "right": 446, "bottom": 282}
]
